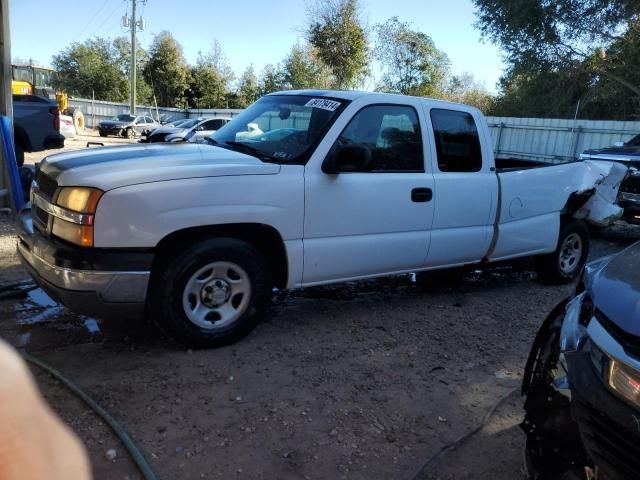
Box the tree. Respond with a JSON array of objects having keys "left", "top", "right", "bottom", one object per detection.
[
  {"left": 258, "top": 64, "right": 287, "bottom": 96},
  {"left": 282, "top": 44, "right": 324, "bottom": 89},
  {"left": 113, "top": 36, "right": 154, "bottom": 105},
  {"left": 143, "top": 31, "right": 190, "bottom": 107},
  {"left": 443, "top": 73, "right": 495, "bottom": 113},
  {"left": 473, "top": 0, "right": 640, "bottom": 96},
  {"left": 306, "top": 0, "right": 369, "bottom": 88},
  {"left": 52, "top": 37, "right": 128, "bottom": 101},
  {"left": 373, "top": 17, "right": 449, "bottom": 97},
  {"left": 236, "top": 65, "right": 260, "bottom": 107}
]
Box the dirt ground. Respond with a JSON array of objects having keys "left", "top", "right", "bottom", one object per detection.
[{"left": 1, "top": 137, "right": 639, "bottom": 479}]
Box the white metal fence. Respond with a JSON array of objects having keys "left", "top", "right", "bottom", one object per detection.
[
  {"left": 487, "top": 116, "right": 640, "bottom": 163},
  {"left": 68, "top": 98, "right": 640, "bottom": 161},
  {"left": 68, "top": 97, "right": 242, "bottom": 127}
]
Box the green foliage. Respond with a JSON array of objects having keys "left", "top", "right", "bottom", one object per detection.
[
  {"left": 112, "top": 36, "right": 153, "bottom": 105},
  {"left": 52, "top": 37, "right": 129, "bottom": 102},
  {"left": 373, "top": 17, "right": 450, "bottom": 97},
  {"left": 443, "top": 73, "right": 495, "bottom": 113},
  {"left": 282, "top": 44, "right": 325, "bottom": 89},
  {"left": 143, "top": 31, "right": 190, "bottom": 108},
  {"left": 237, "top": 65, "right": 260, "bottom": 107},
  {"left": 474, "top": 0, "right": 640, "bottom": 118},
  {"left": 306, "top": 0, "right": 369, "bottom": 88},
  {"left": 188, "top": 42, "right": 235, "bottom": 109},
  {"left": 258, "top": 64, "right": 287, "bottom": 96}
]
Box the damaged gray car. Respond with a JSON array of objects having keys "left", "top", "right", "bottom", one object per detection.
[{"left": 522, "top": 243, "right": 640, "bottom": 480}]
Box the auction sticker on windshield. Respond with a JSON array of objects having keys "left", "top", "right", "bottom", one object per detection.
[{"left": 304, "top": 98, "right": 341, "bottom": 111}]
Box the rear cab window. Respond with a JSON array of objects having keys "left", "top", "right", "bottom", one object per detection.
[{"left": 430, "top": 109, "right": 482, "bottom": 172}]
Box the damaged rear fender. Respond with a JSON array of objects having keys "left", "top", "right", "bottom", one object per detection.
[{"left": 571, "top": 160, "right": 629, "bottom": 227}]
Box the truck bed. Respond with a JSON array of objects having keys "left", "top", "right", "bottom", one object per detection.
[{"left": 495, "top": 157, "right": 575, "bottom": 172}]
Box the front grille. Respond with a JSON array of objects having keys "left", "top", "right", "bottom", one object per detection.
[
  {"left": 620, "top": 176, "right": 640, "bottom": 195},
  {"left": 32, "top": 171, "right": 57, "bottom": 233},
  {"left": 574, "top": 400, "right": 640, "bottom": 479},
  {"left": 35, "top": 170, "right": 58, "bottom": 199}
]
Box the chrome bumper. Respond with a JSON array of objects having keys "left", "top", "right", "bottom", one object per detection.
[{"left": 16, "top": 208, "right": 149, "bottom": 317}]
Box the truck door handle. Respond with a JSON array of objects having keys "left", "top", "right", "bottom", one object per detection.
[{"left": 411, "top": 188, "right": 433, "bottom": 202}]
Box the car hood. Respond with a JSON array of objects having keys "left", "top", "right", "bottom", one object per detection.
[
  {"left": 583, "top": 145, "right": 640, "bottom": 161},
  {"left": 591, "top": 242, "right": 640, "bottom": 337},
  {"left": 148, "top": 126, "right": 183, "bottom": 136},
  {"left": 39, "top": 143, "right": 280, "bottom": 191},
  {"left": 99, "top": 120, "right": 130, "bottom": 128}
]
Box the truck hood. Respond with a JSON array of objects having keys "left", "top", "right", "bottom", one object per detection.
[
  {"left": 39, "top": 143, "right": 280, "bottom": 191},
  {"left": 148, "top": 126, "right": 183, "bottom": 136},
  {"left": 591, "top": 242, "right": 640, "bottom": 338}
]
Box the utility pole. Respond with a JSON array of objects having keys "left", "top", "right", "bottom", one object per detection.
[{"left": 123, "top": 0, "right": 146, "bottom": 114}]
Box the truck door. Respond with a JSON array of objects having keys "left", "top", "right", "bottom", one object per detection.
[
  {"left": 303, "top": 102, "right": 435, "bottom": 284},
  {"left": 424, "top": 108, "right": 498, "bottom": 266}
]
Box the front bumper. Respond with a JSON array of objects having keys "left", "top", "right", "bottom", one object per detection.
[
  {"left": 567, "top": 349, "right": 640, "bottom": 479},
  {"left": 98, "top": 127, "right": 123, "bottom": 136},
  {"left": 16, "top": 208, "right": 151, "bottom": 318}
]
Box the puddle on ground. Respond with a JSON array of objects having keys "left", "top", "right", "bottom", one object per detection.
[{"left": 5, "top": 288, "right": 102, "bottom": 349}]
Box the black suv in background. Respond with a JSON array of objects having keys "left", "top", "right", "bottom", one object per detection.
[{"left": 522, "top": 243, "right": 640, "bottom": 480}]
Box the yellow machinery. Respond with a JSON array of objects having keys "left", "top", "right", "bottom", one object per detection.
[{"left": 11, "top": 65, "right": 84, "bottom": 130}]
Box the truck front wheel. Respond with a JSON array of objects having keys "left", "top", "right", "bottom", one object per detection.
[
  {"left": 535, "top": 221, "right": 589, "bottom": 284},
  {"left": 149, "top": 238, "right": 271, "bottom": 348}
]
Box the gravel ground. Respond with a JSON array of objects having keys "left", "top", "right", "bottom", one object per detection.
[{"left": 1, "top": 138, "right": 639, "bottom": 479}]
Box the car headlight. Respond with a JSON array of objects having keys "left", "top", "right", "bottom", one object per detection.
[
  {"left": 609, "top": 358, "right": 640, "bottom": 408},
  {"left": 56, "top": 187, "right": 102, "bottom": 213},
  {"left": 51, "top": 187, "right": 103, "bottom": 247},
  {"left": 585, "top": 338, "right": 640, "bottom": 408}
]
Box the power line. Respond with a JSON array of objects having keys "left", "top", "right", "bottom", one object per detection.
[
  {"left": 92, "top": 0, "right": 127, "bottom": 38},
  {"left": 70, "top": 0, "right": 111, "bottom": 43}
]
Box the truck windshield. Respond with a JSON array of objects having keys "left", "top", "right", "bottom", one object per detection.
[{"left": 209, "top": 95, "right": 347, "bottom": 163}]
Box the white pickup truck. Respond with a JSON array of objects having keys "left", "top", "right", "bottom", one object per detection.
[{"left": 17, "top": 90, "right": 627, "bottom": 347}]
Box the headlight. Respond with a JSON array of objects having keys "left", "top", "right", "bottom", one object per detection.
[
  {"left": 51, "top": 187, "right": 103, "bottom": 247},
  {"left": 609, "top": 358, "right": 640, "bottom": 408},
  {"left": 56, "top": 187, "right": 102, "bottom": 213}
]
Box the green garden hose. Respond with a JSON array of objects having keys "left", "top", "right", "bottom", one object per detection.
[{"left": 21, "top": 351, "right": 159, "bottom": 480}]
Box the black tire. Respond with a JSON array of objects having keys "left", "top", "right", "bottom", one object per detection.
[
  {"left": 149, "top": 238, "right": 271, "bottom": 348},
  {"left": 14, "top": 142, "right": 24, "bottom": 167},
  {"left": 535, "top": 220, "right": 589, "bottom": 284},
  {"left": 125, "top": 127, "right": 135, "bottom": 139},
  {"left": 98, "top": 130, "right": 107, "bottom": 137}
]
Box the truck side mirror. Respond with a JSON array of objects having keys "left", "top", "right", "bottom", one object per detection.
[{"left": 322, "top": 145, "right": 372, "bottom": 174}]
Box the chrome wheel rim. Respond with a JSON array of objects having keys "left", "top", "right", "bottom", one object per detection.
[
  {"left": 182, "top": 261, "right": 251, "bottom": 330},
  {"left": 559, "top": 233, "right": 583, "bottom": 275}
]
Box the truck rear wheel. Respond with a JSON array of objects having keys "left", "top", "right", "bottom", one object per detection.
[
  {"left": 149, "top": 238, "right": 271, "bottom": 348},
  {"left": 535, "top": 221, "right": 589, "bottom": 284}
]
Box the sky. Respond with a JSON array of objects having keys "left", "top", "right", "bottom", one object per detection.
[{"left": 9, "top": 0, "right": 505, "bottom": 92}]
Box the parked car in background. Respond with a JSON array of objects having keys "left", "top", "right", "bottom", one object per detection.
[
  {"left": 141, "top": 118, "right": 203, "bottom": 143},
  {"left": 98, "top": 114, "right": 160, "bottom": 139},
  {"left": 59, "top": 115, "right": 76, "bottom": 139},
  {"left": 18, "top": 90, "right": 627, "bottom": 348},
  {"left": 581, "top": 136, "right": 640, "bottom": 224},
  {"left": 13, "top": 94, "right": 65, "bottom": 166},
  {"left": 522, "top": 243, "right": 640, "bottom": 480},
  {"left": 165, "top": 117, "right": 231, "bottom": 143}
]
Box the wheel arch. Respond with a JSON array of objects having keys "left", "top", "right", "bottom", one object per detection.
[{"left": 152, "top": 223, "right": 289, "bottom": 289}]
